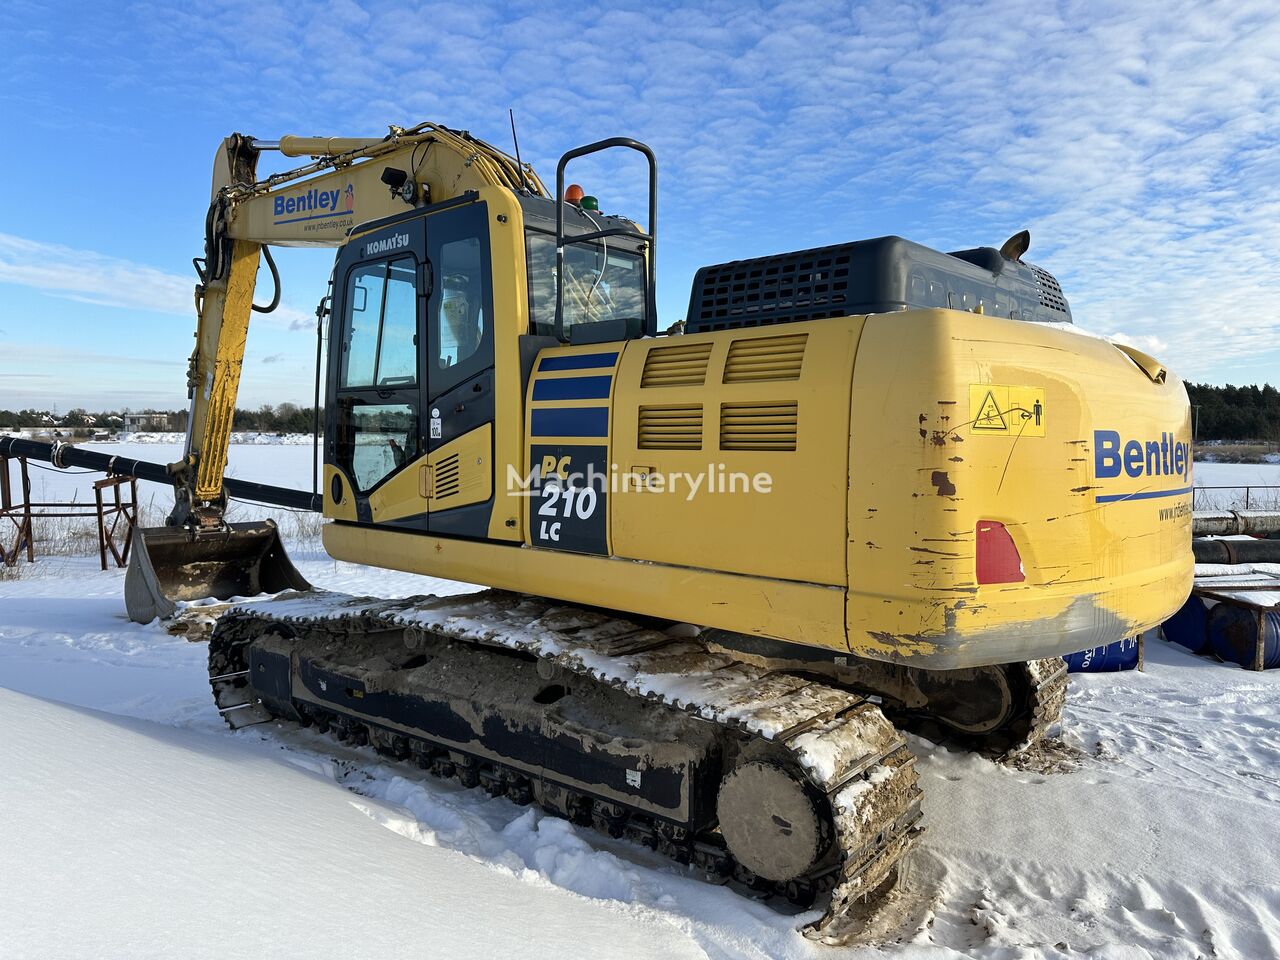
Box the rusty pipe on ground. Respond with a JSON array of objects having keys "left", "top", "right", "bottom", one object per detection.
[{"left": 1192, "top": 510, "right": 1280, "bottom": 537}]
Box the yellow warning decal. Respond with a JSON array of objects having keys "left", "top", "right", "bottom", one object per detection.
[
  {"left": 968, "top": 384, "right": 1046, "bottom": 437},
  {"left": 973, "top": 391, "right": 1007, "bottom": 430}
]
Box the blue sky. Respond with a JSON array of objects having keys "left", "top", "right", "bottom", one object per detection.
[{"left": 1, "top": 0, "right": 1278, "bottom": 411}]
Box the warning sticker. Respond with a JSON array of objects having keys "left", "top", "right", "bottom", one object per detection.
[
  {"left": 968, "top": 384, "right": 1046, "bottom": 437},
  {"left": 973, "top": 391, "right": 1007, "bottom": 430}
]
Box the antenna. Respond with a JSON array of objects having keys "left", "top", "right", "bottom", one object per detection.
[{"left": 509, "top": 108, "right": 530, "bottom": 193}]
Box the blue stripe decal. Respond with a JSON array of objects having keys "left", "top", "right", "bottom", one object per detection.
[
  {"left": 272, "top": 210, "right": 355, "bottom": 225},
  {"left": 532, "top": 375, "right": 613, "bottom": 401},
  {"left": 1095, "top": 486, "right": 1192, "bottom": 504},
  {"left": 531, "top": 407, "right": 609, "bottom": 438},
  {"left": 538, "top": 352, "right": 619, "bottom": 372}
]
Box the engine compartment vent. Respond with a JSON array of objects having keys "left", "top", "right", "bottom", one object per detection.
[
  {"left": 1031, "top": 265, "right": 1069, "bottom": 314},
  {"left": 433, "top": 453, "right": 461, "bottom": 500},
  {"left": 723, "top": 334, "right": 807, "bottom": 383},
  {"left": 689, "top": 249, "right": 851, "bottom": 333},
  {"left": 720, "top": 402, "right": 798, "bottom": 451},
  {"left": 638, "top": 405, "right": 703, "bottom": 450},
  {"left": 641, "top": 342, "right": 713, "bottom": 387}
]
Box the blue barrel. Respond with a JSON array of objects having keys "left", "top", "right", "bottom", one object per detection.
[
  {"left": 1064, "top": 637, "right": 1141, "bottom": 672},
  {"left": 1206, "top": 603, "right": 1280, "bottom": 669},
  {"left": 1161, "top": 595, "right": 1211, "bottom": 654}
]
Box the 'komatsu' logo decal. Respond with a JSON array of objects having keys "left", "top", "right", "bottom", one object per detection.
[
  {"left": 273, "top": 183, "right": 355, "bottom": 224},
  {"left": 365, "top": 233, "right": 410, "bottom": 256},
  {"left": 1092, "top": 429, "right": 1192, "bottom": 503}
]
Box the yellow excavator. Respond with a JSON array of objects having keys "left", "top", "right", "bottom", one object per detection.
[{"left": 122, "top": 121, "right": 1193, "bottom": 940}]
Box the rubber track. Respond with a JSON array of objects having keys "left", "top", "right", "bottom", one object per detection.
[
  {"left": 1002, "top": 656, "right": 1070, "bottom": 758},
  {"left": 209, "top": 589, "right": 924, "bottom": 942}
]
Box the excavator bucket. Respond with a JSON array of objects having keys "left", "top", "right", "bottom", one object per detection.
[{"left": 124, "top": 520, "right": 311, "bottom": 623}]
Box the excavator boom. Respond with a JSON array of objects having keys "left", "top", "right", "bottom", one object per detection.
[{"left": 126, "top": 123, "right": 545, "bottom": 622}]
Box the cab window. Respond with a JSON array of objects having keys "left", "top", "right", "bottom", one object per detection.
[
  {"left": 345, "top": 401, "right": 416, "bottom": 491},
  {"left": 341, "top": 258, "right": 418, "bottom": 388},
  {"left": 437, "top": 238, "right": 485, "bottom": 369},
  {"left": 525, "top": 231, "right": 646, "bottom": 339},
  {"left": 335, "top": 255, "right": 420, "bottom": 493},
  {"left": 426, "top": 202, "right": 493, "bottom": 401}
]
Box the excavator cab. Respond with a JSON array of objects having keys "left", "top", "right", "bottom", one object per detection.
[{"left": 321, "top": 138, "right": 656, "bottom": 543}]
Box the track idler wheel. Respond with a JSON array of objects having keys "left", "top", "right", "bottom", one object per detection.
[
  {"left": 716, "top": 760, "right": 827, "bottom": 883},
  {"left": 906, "top": 664, "right": 1016, "bottom": 736}
]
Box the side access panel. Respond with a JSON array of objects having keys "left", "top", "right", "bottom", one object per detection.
[{"left": 610, "top": 319, "right": 862, "bottom": 587}]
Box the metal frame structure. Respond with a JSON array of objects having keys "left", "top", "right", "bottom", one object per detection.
[
  {"left": 1177, "top": 576, "right": 1280, "bottom": 670},
  {"left": 0, "top": 454, "right": 137, "bottom": 570},
  {"left": 1192, "top": 484, "right": 1280, "bottom": 511},
  {"left": 0, "top": 454, "right": 34, "bottom": 567}
]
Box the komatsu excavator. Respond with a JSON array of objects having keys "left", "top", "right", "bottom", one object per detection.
[{"left": 124, "top": 121, "right": 1193, "bottom": 940}]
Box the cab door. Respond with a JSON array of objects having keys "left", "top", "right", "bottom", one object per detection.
[
  {"left": 420, "top": 200, "right": 497, "bottom": 538},
  {"left": 325, "top": 219, "right": 430, "bottom": 528}
]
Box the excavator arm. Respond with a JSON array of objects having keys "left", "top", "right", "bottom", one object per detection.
[
  {"left": 125, "top": 123, "right": 546, "bottom": 622},
  {"left": 174, "top": 122, "right": 546, "bottom": 526}
]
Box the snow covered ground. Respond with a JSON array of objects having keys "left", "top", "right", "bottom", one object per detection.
[{"left": 2, "top": 446, "right": 1280, "bottom": 958}]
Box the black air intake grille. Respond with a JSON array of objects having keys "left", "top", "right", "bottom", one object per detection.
[
  {"left": 687, "top": 247, "right": 851, "bottom": 333},
  {"left": 1032, "top": 265, "right": 1069, "bottom": 314},
  {"left": 433, "top": 454, "right": 461, "bottom": 500}
]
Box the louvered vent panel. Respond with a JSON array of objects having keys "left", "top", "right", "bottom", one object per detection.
[
  {"left": 638, "top": 405, "right": 703, "bottom": 450},
  {"left": 641, "top": 342, "right": 713, "bottom": 387},
  {"left": 723, "top": 334, "right": 807, "bottom": 383},
  {"left": 1032, "top": 265, "right": 1069, "bottom": 315},
  {"left": 433, "top": 454, "right": 461, "bottom": 500},
  {"left": 720, "top": 402, "right": 798, "bottom": 451}
]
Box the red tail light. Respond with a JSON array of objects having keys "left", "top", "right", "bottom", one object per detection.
[{"left": 976, "top": 521, "right": 1025, "bottom": 585}]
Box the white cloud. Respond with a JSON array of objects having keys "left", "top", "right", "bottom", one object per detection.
[
  {"left": 0, "top": 232, "right": 314, "bottom": 331},
  {"left": 0, "top": 232, "right": 191, "bottom": 315}
]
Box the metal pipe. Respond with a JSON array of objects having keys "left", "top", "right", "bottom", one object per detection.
[
  {"left": 1192, "top": 510, "right": 1280, "bottom": 537},
  {"left": 0, "top": 437, "right": 322, "bottom": 513},
  {"left": 1193, "top": 537, "right": 1280, "bottom": 564}
]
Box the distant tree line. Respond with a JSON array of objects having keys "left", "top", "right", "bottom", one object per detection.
[
  {"left": 1185, "top": 384, "right": 1280, "bottom": 442},
  {"left": 231, "top": 403, "right": 319, "bottom": 434},
  {"left": 0, "top": 404, "right": 320, "bottom": 435},
  {"left": 5, "top": 386, "right": 1275, "bottom": 442}
]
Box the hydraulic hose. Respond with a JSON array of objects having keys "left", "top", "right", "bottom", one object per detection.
[{"left": 252, "top": 244, "right": 281, "bottom": 313}]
